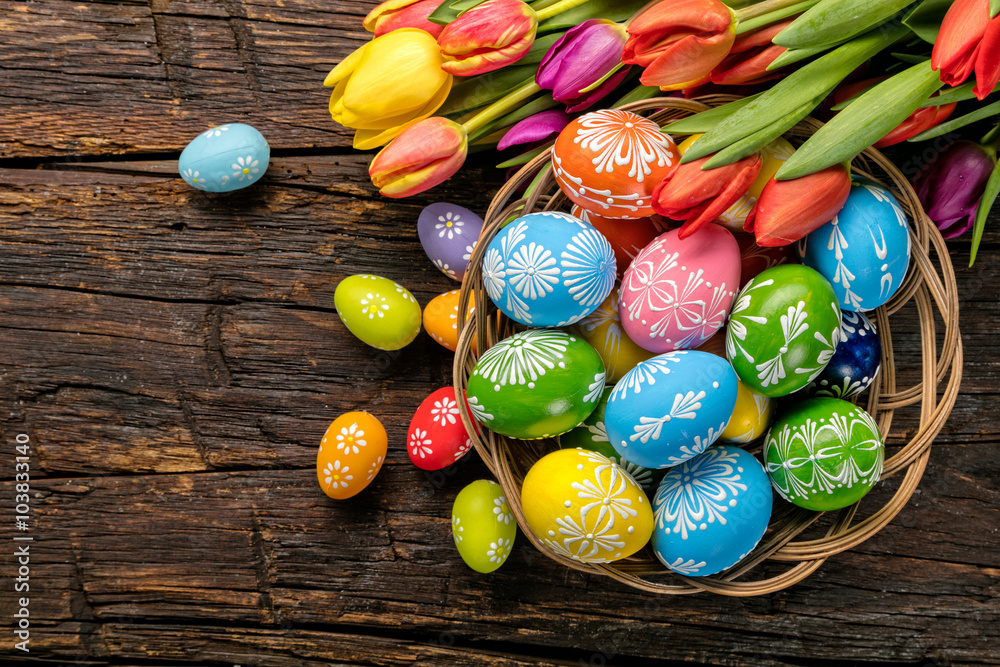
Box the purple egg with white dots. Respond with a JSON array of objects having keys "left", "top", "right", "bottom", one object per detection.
[{"left": 418, "top": 202, "right": 484, "bottom": 282}]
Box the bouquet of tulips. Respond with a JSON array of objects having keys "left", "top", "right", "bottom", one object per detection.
[{"left": 324, "top": 0, "right": 1000, "bottom": 262}]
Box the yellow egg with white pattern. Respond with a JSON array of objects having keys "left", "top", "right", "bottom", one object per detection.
[
  {"left": 521, "top": 448, "right": 652, "bottom": 564},
  {"left": 720, "top": 380, "right": 775, "bottom": 444},
  {"left": 570, "top": 290, "right": 655, "bottom": 383}
]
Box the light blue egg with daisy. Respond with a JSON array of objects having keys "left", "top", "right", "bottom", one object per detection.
[{"left": 178, "top": 123, "right": 269, "bottom": 193}]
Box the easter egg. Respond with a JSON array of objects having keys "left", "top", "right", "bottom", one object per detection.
[
  {"left": 558, "top": 387, "right": 665, "bottom": 491},
  {"left": 651, "top": 445, "right": 772, "bottom": 576},
  {"left": 570, "top": 290, "right": 655, "bottom": 383},
  {"left": 334, "top": 274, "right": 421, "bottom": 350},
  {"left": 762, "top": 397, "right": 884, "bottom": 511},
  {"left": 619, "top": 224, "right": 741, "bottom": 353},
  {"left": 726, "top": 264, "right": 841, "bottom": 397},
  {"left": 719, "top": 381, "right": 774, "bottom": 444},
  {"left": 466, "top": 329, "right": 606, "bottom": 439},
  {"left": 418, "top": 202, "right": 484, "bottom": 281},
  {"left": 553, "top": 109, "right": 679, "bottom": 219},
  {"left": 798, "top": 180, "right": 911, "bottom": 312},
  {"left": 316, "top": 412, "right": 387, "bottom": 500},
  {"left": 481, "top": 211, "right": 616, "bottom": 327},
  {"left": 423, "top": 289, "right": 476, "bottom": 352},
  {"left": 804, "top": 311, "right": 882, "bottom": 398},
  {"left": 452, "top": 480, "right": 517, "bottom": 573},
  {"left": 179, "top": 123, "right": 269, "bottom": 192},
  {"left": 407, "top": 387, "right": 475, "bottom": 471},
  {"left": 521, "top": 448, "right": 653, "bottom": 563},
  {"left": 736, "top": 231, "right": 796, "bottom": 286},
  {"left": 605, "top": 351, "right": 739, "bottom": 469},
  {"left": 571, "top": 204, "right": 666, "bottom": 278}
]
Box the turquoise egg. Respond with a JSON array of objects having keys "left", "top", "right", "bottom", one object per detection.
[
  {"left": 178, "top": 123, "right": 270, "bottom": 193},
  {"left": 481, "top": 211, "right": 616, "bottom": 327},
  {"left": 798, "top": 180, "right": 911, "bottom": 312}
]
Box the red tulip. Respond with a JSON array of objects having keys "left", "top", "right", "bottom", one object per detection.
[
  {"left": 744, "top": 163, "right": 852, "bottom": 247},
  {"left": 369, "top": 117, "right": 468, "bottom": 198},
  {"left": 363, "top": 0, "right": 446, "bottom": 38},
  {"left": 709, "top": 20, "right": 790, "bottom": 86},
  {"left": 833, "top": 78, "right": 957, "bottom": 147},
  {"left": 651, "top": 153, "right": 761, "bottom": 238},
  {"left": 437, "top": 0, "right": 538, "bottom": 77},
  {"left": 931, "top": 0, "right": 1000, "bottom": 100},
  {"left": 622, "top": 0, "right": 736, "bottom": 90}
]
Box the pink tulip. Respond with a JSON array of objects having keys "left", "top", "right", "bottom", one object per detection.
[
  {"left": 363, "top": 0, "right": 446, "bottom": 38},
  {"left": 369, "top": 117, "right": 468, "bottom": 198},
  {"left": 437, "top": 0, "right": 538, "bottom": 77}
]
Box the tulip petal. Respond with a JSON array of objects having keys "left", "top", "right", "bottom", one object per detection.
[
  {"left": 369, "top": 117, "right": 469, "bottom": 198},
  {"left": 749, "top": 164, "right": 851, "bottom": 246},
  {"left": 438, "top": 0, "right": 538, "bottom": 76},
  {"left": 324, "top": 42, "right": 369, "bottom": 88},
  {"left": 677, "top": 155, "right": 761, "bottom": 238},
  {"left": 364, "top": 0, "right": 445, "bottom": 38},
  {"left": 974, "top": 14, "right": 1000, "bottom": 98},
  {"left": 932, "top": 0, "right": 992, "bottom": 86},
  {"left": 497, "top": 109, "right": 572, "bottom": 151},
  {"left": 638, "top": 31, "right": 735, "bottom": 89}
]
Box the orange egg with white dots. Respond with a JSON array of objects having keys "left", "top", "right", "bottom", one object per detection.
[{"left": 316, "top": 411, "right": 388, "bottom": 500}]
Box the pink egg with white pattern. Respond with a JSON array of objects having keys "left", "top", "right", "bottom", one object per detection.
[
  {"left": 618, "top": 224, "right": 741, "bottom": 353},
  {"left": 407, "top": 387, "right": 477, "bottom": 471}
]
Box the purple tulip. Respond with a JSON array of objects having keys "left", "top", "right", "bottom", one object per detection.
[
  {"left": 914, "top": 140, "right": 996, "bottom": 239},
  {"left": 497, "top": 109, "right": 573, "bottom": 151},
  {"left": 536, "top": 19, "right": 631, "bottom": 113}
]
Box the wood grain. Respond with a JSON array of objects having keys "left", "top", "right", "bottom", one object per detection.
[{"left": 1, "top": 0, "right": 998, "bottom": 664}]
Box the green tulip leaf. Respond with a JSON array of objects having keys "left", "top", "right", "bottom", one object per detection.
[
  {"left": 612, "top": 85, "right": 663, "bottom": 108},
  {"left": 778, "top": 60, "right": 943, "bottom": 179},
  {"left": 438, "top": 67, "right": 538, "bottom": 117},
  {"left": 767, "top": 44, "right": 831, "bottom": 70},
  {"left": 735, "top": 0, "right": 822, "bottom": 35},
  {"left": 702, "top": 102, "right": 814, "bottom": 168},
  {"left": 661, "top": 94, "right": 763, "bottom": 135},
  {"left": 683, "top": 23, "right": 909, "bottom": 163},
  {"left": 774, "top": 0, "right": 915, "bottom": 49},
  {"left": 521, "top": 33, "right": 563, "bottom": 66},
  {"left": 919, "top": 81, "right": 1000, "bottom": 107},
  {"left": 892, "top": 52, "right": 929, "bottom": 64},
  {"left": 496, "top": 143, "right": 552, "bottom": 169},
  {"left": 537, "top": 0, "right": 648, "bottom": 32},
  {"left": 903, "top": 0, "right": 952, "bottom": 43},
  {"left": 969, "top": 160, "right": 1000, "bottom": 265},
  {"left": 428, "top": 0, "right": 491, "bottom": 25},
  {"left": 992, "top": 0, "right": 1000, "bottom": 18},
  {"left": 909, "top": 98, "right": 1000, "bottom": 142}
]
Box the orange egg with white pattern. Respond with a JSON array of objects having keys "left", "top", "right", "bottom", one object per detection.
[
  {"left": 316, "top": 411, "right": 388, "bottom": 500},
  {"left": 423, "top": 289, "right": 477, "bottom": 352},
  {"left": 553, "top": 109, "right": 679, "bottom": 219}
]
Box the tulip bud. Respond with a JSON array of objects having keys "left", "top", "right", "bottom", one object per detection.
[
  {"left": 931, "top": 0, "right": 1000, "bottom": 100},
  {"left": 623, "top": 0, "right": 736, "bottom": 90},
  {"left": 369, "top": 117, "right": 468, "bottom": 198},
  {"left": 437, "top": 0, "right": 538, "bottom": 77},
  {"left": 363, "top": 0, "right": 447, "bottom": 38},
  {"left": 652, "top": 152, "right": 761, "bottom": 238},
  {"left": 536, "top": 19, "right": 631, "bottom": 112},
  {"left": 745, "top": 163, "right": 851, "bottom": 247},
  {"left": 913, "top": 140, "right": 996, "bottom": 239},
  {"left": 497, "top": 109, "right": 573, "bottom": 151},
  {"left": 709, "top": 20, "right": 790, "bottom": 86}
]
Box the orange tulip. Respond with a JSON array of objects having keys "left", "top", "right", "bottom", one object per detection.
[
  {"left": 651, "top": 152, "right": 761, "bottom": 238},
  {"left": 709, "top": 20, "right": 790, "bottom": 86},
  {"left": 622, "top": 0, "right": 736, "bottom": 90},
  {"left": 931, "top": 0, "right": 1000, "bottom": 100},
  {"left": 369, "top": 117, "right": 468, "bottom": 198},
  {"left": 437, "top": 0, "right": 538, "bottom": 77},
  {"left": 833, "top": 78, "right": 957, "bottom": 147},
  {"left": 363, "top": 0, "right": 446, "bottom": 38},
  {"left": 745, "top": 163, "right": 851, "bottom": 247}
]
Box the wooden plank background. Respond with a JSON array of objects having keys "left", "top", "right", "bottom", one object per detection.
[{"left": 0, "top": 0, "right": 998, "bottom": 664}]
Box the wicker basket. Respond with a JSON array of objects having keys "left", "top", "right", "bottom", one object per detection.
[{"left": 452, "top": 97, "right": 963, "bottom": 596}]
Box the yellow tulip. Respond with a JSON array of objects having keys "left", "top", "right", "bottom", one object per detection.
[{"left": 324, "top": 28, "right": 453, "bottom": 150}]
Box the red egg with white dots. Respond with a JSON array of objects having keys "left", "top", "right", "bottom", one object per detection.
[
  {"left": 407, "top": 387, "right": 477, "bottom": 470},
  {"left": 552, "top": 109, "right": 679, "bottom": 219}
]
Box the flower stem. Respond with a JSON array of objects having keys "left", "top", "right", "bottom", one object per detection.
[
  {"left": 735, "top": 0, "right": 815, "bottom": 22},
  {"left": 461, "top": 81, "right": 544, "bottom": 136},
  {"left": 535, "top": 0, "right": 592, "bottom": 22},
  {"left": 735, "top": 0, "right": 820, "bottom": 34}
]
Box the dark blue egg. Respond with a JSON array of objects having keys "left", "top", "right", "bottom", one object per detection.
[{"left": 803, "top": 311, "right": 881, "bottom": 399}]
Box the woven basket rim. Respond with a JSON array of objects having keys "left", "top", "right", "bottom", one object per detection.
[{"left": 452, "top": 96, "right": 963, "bottom": 596}]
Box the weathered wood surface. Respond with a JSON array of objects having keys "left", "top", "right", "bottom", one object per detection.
[{"left": 0, "top": 1, "right": 998, "bottom": 665}]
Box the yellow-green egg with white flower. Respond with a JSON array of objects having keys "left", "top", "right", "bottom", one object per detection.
[
  {"left": 452, "top": 480, "right": 517, "bottom": 573},
  {"left": 178, "top": 123, "right": 269, "bottom": 193},
  {"left": 334, "top": 274, "right": 422, "bottom": 350}
]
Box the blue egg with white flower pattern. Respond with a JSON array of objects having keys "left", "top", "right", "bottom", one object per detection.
[
  {"left": 481, "top": 211, "right": 616, "bottom": 327},
  {"left": 605, "top": 351, "right": 738, "bottom": 470},
  {"left": 803, "top": 310, "right": 881, "bottom": 399},
  {"left": 178, "top": 123, "right": 269, "bottom": 193},
  {"left": 651, "top": 445, "right": 772, "bottom": 577},
  {"left": 418, "top": 202, "right": 484, "bottom": 282},
  {"left": 798, "top": 180, "right": 910, "bottom": 312}
]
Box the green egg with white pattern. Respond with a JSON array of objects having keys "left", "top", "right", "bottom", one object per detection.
[
  {"left": 451, "top": 480, "right": 517, "bottom": 573},
  {"left": 466, "top": 328, "right": 606, "bottom": 440},
  {"left": 334, "top": 274, "right": 422, "bottom": 350},
  {"left": 726, "top": 264, "right": 842, "bottom": 397},
  {"left": 558, "top": 386, "right": 664, "bottom": 491}
]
